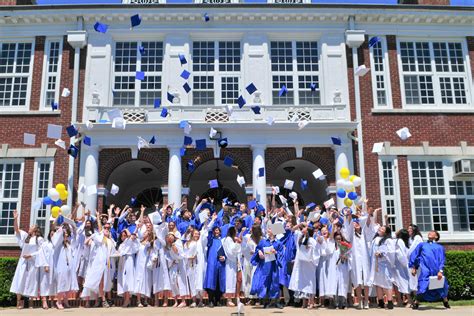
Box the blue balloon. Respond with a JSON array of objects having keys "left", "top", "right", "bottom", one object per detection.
[
  {"left": 348, "top": 191, "right": 358, "bottom": 201},
  {"left": 336, "top": 188, "right": 346, "bottom": 199},
  {"left": 43, "top": 196, "right": 53, "bottom": 205},
  {"left": 57, "top": 215, "right": 64, "bottom": 225},
  {"left": 52, "top": 200, "right": 62, "bottom": 207}
]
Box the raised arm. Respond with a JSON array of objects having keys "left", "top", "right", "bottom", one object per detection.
[{"left": 13, "top": 209, "right": 20, "bottom": 235}]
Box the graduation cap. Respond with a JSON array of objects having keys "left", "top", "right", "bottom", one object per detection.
[
  {"left": 251, "top": 106, "right": 261, "bottom": 115},
  {"left": 331, "top": 136, "right": 342, "bottom": 146},
  {"left": 203, "top": 12, "right": 210, "bottom": 22},
  {"left": 130, "top": 14, "right": 142, "bottom": 28},
  {"left": 94, "top": 21, "right": 108, "bottom": 33},
  {"left": 139, "top": 45, "right": 146, "bottom": 56},
  {"left": 183, "top": 82, "right": 191, "bottom": 93},
  {"left": 187, "top": 160, "right": 195, "bottom": 172},
  {"left": 237, "top": 95, "right": 246, "bottom": 109},
  {"left": 284, "top": 179, "right": 294, "bottom": 190},
  {"left": 83, "top": 136, "right": 91, "bottom": 146},
  {"left": 196, "top": 139, "right": 206, "bottom": 151},
  {"left": 180, "top": 120, "right": 189, "bottom": 129},
  {"left": 23, "top": 133, "right": 35, "bottom": 146},
  {"left": 149, "top": 136, "right": 156, "bottom": 144},
  {"left": 223, "top": 156, "right": 234, "bottom": 167},
  {"left": 130, "top": 197, "right": 136, "bottom": 206},
  {"left": 209, "top": 127, "right": 218, "bottom": 138},
  {"left": 184, "top": 136, "right": 193, "bottom": 146},
  {"left": 136, "top": 71, "right": 145, "bottom": 81},
  {"left": 300, "top": 179, "right": 308, "bottom": 191},
  {"left": 55, "top": 139, "right": 66, "bottom": 149},
  {"left": 68, "top": 144, "right": 79, "bottom": 158},
  {"left": 258, "top": 167, "right": 265, "bottom": 177},
  {"left": 61, "top": 88, "right": 70, "bottom": 97},
  {"left": 266, "top": 116, "right": 275, "bottom": 126},
  {"left": 154, "top": 98, "right": 161, "bottom": 108},
  {"left": 180, "top": 147, "right": 186, "bottom": 157},
  {"left": 226, "top": 104, "right": 234, "bottom": 116},
  {"left": 178, "top": 54, "right": 187, "bottom": 66},
  {"left": 51, "top": 101, "right": 58, "bottom": 111},
  {"left": 236, "top": 175, "right": 245, "bottom": 187},
  {"left": 167, "top": 92, "right": 175, "bottom": 103},
  {"left": 160, "top": 108, "right": 168, "bottom": 118},
  {"left": 66, "top": 125, "right": 78, "bottom": 137},
  {"left": 279, "top": 85, "right": 288, "bottom": 97},
  {"left": 372, "top": 142, "right": 384, "bottom": 154},
  {"left": 396, "top": 127, "right": 412, "bottom": 141},
  {"left": 246, "top": 83, "right": 257, "bottom": 95},
  {"left": 183, "top": 123, "right": 192, "bottom": 135},
  {"left": 298, "top": 120, "right": 309, "bottom": 130},
  {"left": 180, "top": 70, "right": 191, "bottom": 80},
  {"left": 209, "top": 179, "right": 218, "bottom": 189},
  {"left": 368, "top": 36, "right": 381, "bottom": 48},
  {"left": 320, "top": 217, "right": 329, "bottom": 226},
  {"left": 306, "top": 202, "right": 316, "bottom": 210},
  {"left": 310, "top": 82, "right": 317, "bottom": 91},
  {"left": 248, "top": 200, "right": 257, "bottom": 210}
]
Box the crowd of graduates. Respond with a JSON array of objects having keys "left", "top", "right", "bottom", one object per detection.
[{"left": 10, "top": 190, "right": 450, "bottom": 311}]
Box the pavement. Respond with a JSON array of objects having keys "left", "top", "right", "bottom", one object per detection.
[{"left": 0, "top": 305, "right": 472, "bottom": 316}]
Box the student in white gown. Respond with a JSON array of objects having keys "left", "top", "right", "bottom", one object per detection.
[
  {"left": 10, "top": 210, "right": 44, "bottom": 309},
  {"left": 241, "top": 225, "right": 259, "bottom": 304},
  {"left": 183, "top": 226, "right": 208, "bottom": 307},
  {"left": 333, "top": 231, "right": 352, "bottom": 309},
  {"left": 37, "top": 227, "right": 57, "bottom": 309},
  {"left": 134, "top": 223, "right": 155, "bottom": 307},
  {"left": 164, "top": 231, "right": 189, "bottom": 307},
  {"left": 151, "top": 217, "right": 172, "bottom": 307},
  {"left": 116, "top": 229, "right": 139, "bottom": 307},
  {"left": 407, "top": 224, "right": 423, "bottom": 295},
  {"left": 288, "top": 223, "right": 320, "bottom": 309},
  {"left": 222, "top": 226, "right": 242, "bottom": 307},
  {"left": 393, "top": 228, "right": 411, "bottom": 306},
  {"left": 52, "top": 223, "right": 79, "bottom": 309},
  {"left": 82, "top": 221, "right": 116, "bottom": 308},
  {"left": 317, "top": 226, "right": 338, "bottom": 308}
]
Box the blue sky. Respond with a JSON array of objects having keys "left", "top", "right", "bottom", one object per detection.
[{"left": 36, "top": 0, "right": 473, "bottom": 6}]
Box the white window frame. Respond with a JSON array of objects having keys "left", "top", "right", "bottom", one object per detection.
[
  {"left": 397, "top": 38, "right": 472, "bottom": 110},
  {"left": 30, "top": 158, "right": 54, "bottom": 236},
  {"left": 0, "top": 159, "right": 24, "bottom": 246},
  {"left": 0, "top": 39, "right": 35, "bottom": 111},
  {"left": 378, "top": 157, "right": 402, "bottom": 231},
  {"left": 269, "top": 39, "right": 321, "bottom": 106},
  {"left": 112, "top": 40, "right": 164, "bottom": 107},
  {"left": 369, "top": 35, "right": 392, "bottom": 108},
  {"left": 191, "top": 40, "right": 242, "bottom": 107},
  {"left": 39, "top": 38, "right": 63, "bottom": 110},
  {"left": 407, "top": 157, "right": 474, "bottom": 242}
]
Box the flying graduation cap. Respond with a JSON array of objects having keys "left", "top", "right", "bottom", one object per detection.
[
  {"left": 178, "top": 54, "right": 187, "bottom": 66},
  {"left": 130, "top": 14, "right": 142, "bottom": 28},
  {"left": 368, "top": 36, "right": 381, "bottom": 48},
  {"left": 94, "top": 21, "right": 108, "bottom": 33},
  {"left": 237, "top": 96, "right": 246, "bottom": 108},
  {"left": 246, "top": 83, "right": 257, "bottom": 95},
  {"left": 279, "top": 85, "right": 288, "bottom": 97}
]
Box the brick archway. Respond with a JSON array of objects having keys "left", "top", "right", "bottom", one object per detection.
[{"left": 98, "top": 148, "right": 169, "bottom": 187}]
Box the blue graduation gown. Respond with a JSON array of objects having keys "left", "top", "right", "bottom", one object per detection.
[
  {"left": 250, "top": 238, "right": 283, "bottom": 299},
  {"left": 203, "top": 236, "right": 226, "bottom": 292},
  {"left": 409, "top": 241, "right": 449, "bottom": 301},
  {"left": 278, "top": 229, "right": 295, "bottom": 287}
]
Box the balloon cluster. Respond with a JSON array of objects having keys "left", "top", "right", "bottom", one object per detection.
[
  {"left": 336, "top": 167, "right": 362, "bottom": 207},
  {"left": 43, "top": 183, "right": 70, "bottom": 218}
]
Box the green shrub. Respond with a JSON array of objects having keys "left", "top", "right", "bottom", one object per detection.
[
  {"left": 0, "top": 257, "right": 18, "bottom": 307},
  {"left": 445, "top": 250, "right": 474, "bottom": 300}
]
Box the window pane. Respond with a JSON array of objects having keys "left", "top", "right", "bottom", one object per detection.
[
  {"left": 296, "top": 41, "right": 318, "bottom": 72},
  {"left": 448, "top": 43, "right": 464, "bottom": 72},
  {"left": 193, "top": 41, "right": 215, "bottom": 72},
  {"left": 451, "top": 199, "right": 468, "bottom": 231},
  {"left": 221, "top": 76, "right": 239, "bottom": 105},
  {"left": 431, "top": 199, "right": 448, "bottom": 231},
  {"left": 272, "top": 75, "right": 293, "bottom": 105},
  {"left": 415, "top": 199, "right": 432, "bottom": 232},
  {"left": 433, "top": 42, "right": 449, "bottom": 72},
  {"left": 400, "top": 42, "right": 416, "bottom": 72},
  {"left": 193, "top": 75, "right": 214, "bottom": 106},
  {"left": 218, "top": 41, "right": 240, "bottom": 72},
  {"left": 298, "top": 75, "right": 320, "bottom": 105},
  {"left": 270, "top": 41, "right": 293, "bottom": 72},
  {"left": 141, "top": 42, "right": 163, "bottom": 72}
]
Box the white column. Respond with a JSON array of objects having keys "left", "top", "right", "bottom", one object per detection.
[
  {"left": 251, "top": 145, "right": 267, "bottom": 208},
  {"left": 167, "top": 146, "right": 182, "bottom": 207},
  {"left": 334, "top": 144, "right": 350, "bottom": 210},
  {"left": 83, "top": 146, "right": 99, "bottom": 215}
]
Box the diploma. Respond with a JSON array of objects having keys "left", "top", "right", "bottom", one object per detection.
[{"left": 263, "top": 246, "right": 276, "bottom": 262}]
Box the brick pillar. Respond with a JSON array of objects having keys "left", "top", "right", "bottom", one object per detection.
[
  {"left": 387, "top": 35, "right": 403, "bottom": 109},
  {"left": 30, "top": 36, "right": 45, "bottom": 111},
  {"left": 397, "top": 156, "right": 413, "bottom": 228}
]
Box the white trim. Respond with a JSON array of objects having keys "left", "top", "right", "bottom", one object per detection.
[
  {"left": 30, "top": 158, "right": 54, "bottom": 236},
  {"left": 39, "top": 37, "right": 63, "bottom": 110},
  {"left": 0, "top": 159, "right": 24, "bottom": 245},
  {"left": 369, "top": 35, "right": 392, "bottom": 109}
]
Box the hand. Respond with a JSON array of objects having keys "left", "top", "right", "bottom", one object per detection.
[
  {"left": 271, "top": 249, "right": 277, "bottom": 254},
  {"left": 44, "top": 266, "right": 49, "bottom": 273},
  {"left": 140, "top": 205, "right": 146, "bottom": 213},
  {"left": 181, "top": 201, "right": 187, "bottom": 208},
  {"left": 212, "top": 213, "right": 218, "bottom": 220},
  {"left": 172, "top": 245, "right": 178, "bottom": 253},
  {"left": 23, "top": 254, "right": 32, "bottom": 259},
  {"left": 195, "top": 195, "right": 200, "bottom": 202},
  {"left": 235, "top": 237, "right": 242, "bottom": 244},
  {"left": 13, "top": 209, "right": 18, "bottom": 220},
  {"left": 201, "top": 198, "right": 208, "bottom": 204},
  {"left": 209, "top": 198, "right": 214, "bottom": 204},
  {"left": 258, "top": 250, "right": 264, "bottom": 260},
  {"left": 411, "top": 268, "right": 417, "bottom": 276},
  {"left": 114, "top": 207, "right": 121, "bottom": 216},
  {"left": 110, "top": 204, "right": 115, "bottom": 210},
  {"left": 241, "top": 227, "right": 247, "bottom": 233},
  {"left": 437, "top": 271, "right": 443, "bottom": 280},
  {"left": 219, "top": 256, "right": 225, "bottom": 262}
]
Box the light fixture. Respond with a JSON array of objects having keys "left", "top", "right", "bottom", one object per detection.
[
  {"left": 141, "top": 167, "right": 153, "bottom": 174},
  {"left": 218, "top": 137, "right": 228, "bottom": 148},
  {"left": 283, "top": 166, "right": 295, "bottom": 173}
]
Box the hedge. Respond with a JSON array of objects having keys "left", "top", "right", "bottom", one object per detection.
[{"left": 0, "top": 250, "right": 472, "bottom": 306}]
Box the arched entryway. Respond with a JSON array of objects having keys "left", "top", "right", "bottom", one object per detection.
[
  {"left": 270, "top": 159, "right": 329, "bottom": 207},
  {"left": 105, "top": 160, "right": 164, "bottom": 209},
  {"left": 188, "top": 158, "right": 246, "bottom": 209}
]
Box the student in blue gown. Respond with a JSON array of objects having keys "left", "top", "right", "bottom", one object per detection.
[
  {"left": 250, "top": 226, "right": 284, "bottom": 309},
  {"left": 409, "top": 230, "right": 450, "bottom": 309},
  {"left": 203, "top": 215, "right": 226, "bottom": 307}
]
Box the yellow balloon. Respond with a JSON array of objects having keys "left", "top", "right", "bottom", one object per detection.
[
  {"left": 340, "top": 167, "right": 350, "bottom": 179},
  {"left": 51, "top": 206, "right": 61, "bottom": 218},
  {"left": 349, "top": 175, "right": 357, "bottom": 182},
  {"left": 56, "top": 183, "right": 66, "bottom": 192},
  {"left": 344, "top": 198, "right": 353, "bottom": 207},
  {"left": 59, "top": 190, "right": 68, "bottom": 201}
]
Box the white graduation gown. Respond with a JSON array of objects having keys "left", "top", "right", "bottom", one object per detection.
[
  {"left": 152, "top": 222, "right": 171, "bottom": 294},
  {"left": 83, "top": 233, "right": 116, "bottom": 294},
  {"left": 368, "top": 236, "right": 395, "bottom": 290},
  {"left": 335, "top": 246, "right": 351, "bottom": 297},
  {"left": 117, "top": 237, "right": 139, "bottom": 296},
  {"left": 343, "top": 216, "right": 371, "bottom": 287},
  {"left": 393, "top": 238, "right": 410, "bottom": 294},
  {"left": 36, "top": 240, "right": 56, "bottom": 296},
  {"left": 222, "top": 236, "right": 242, "bottom": 294},
  {"left": 318, "top": 238, "right": 338, "bottom": 297},
  {"left": 408, "top": 235, "right": 423, "bottom": 292},
  {"left": 52, "top": 228, "right": 79, "bottom": 293},
  {"left": 134, "top": 241, "right": 153, "bottom": 297},
  {"left": 10, "top": 231, "right": 42, "bottom": 297},
  {"left": 163, "top": 240, "right": 189, "bottom": 297},
  {"left": 241, "top": 234, "right": 257, "bottom": 297},
  {"left": 289, "top": 231, "right": 320, "bottom": 296}
]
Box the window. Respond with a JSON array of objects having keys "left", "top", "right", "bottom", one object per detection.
[
  {"left": 379, "top": 159, "right": 401, "bottom": 231},
  {"left": 0, "top": 161, "right": 23, "bottom": 236},
  {"left": 192, "top": 41, "right": 241, "bottom": 106},
  {"left": 270, "top": 41, "right": 320, "bottom": 105},
  {"left": 399, "top": 40, "right": 470, "bottom": 107},
  {"left": 113, "top": 41, "right": 163, "bottom": 107},
  {"left": 450, "top": 180, "right": 474, "bottom": 232},
  {"left": 370, "top": 37, "right": 391, "bottom": 107},
  {"left": 31, "top": 160, "right": 53, "bottom": 235},
  {"left": 0, "top": 42, "right": 34, "bottom": 109},
  {"left": 41, "top": 40, "right": 62, "bottom": 109}
]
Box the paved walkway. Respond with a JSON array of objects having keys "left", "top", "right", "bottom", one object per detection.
[{"left": 0, "top": 306, "right": 472, "bottom": 316}]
